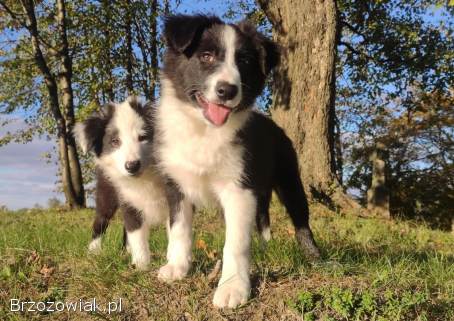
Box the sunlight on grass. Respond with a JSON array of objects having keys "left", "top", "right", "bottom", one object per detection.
[{"left": 1, "top": 204, "right": 453, "bottom": 320}]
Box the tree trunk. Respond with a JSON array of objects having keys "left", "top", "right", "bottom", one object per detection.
[
  {"left": 367, "top": 142, "right": 390, "bottom": 218},
  {"left": 258, "top": 0, "right": 360, "bottom": 212},
  {"left": 56, "top": 0, "right": 85, "bottom": 208},
  {"left": 19, "top": 0, "right": 80, "bottom": 208}
]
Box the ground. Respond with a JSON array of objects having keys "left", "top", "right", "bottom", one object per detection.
[{"left": 0, "top": 201, "right": 453, "bottom": 321}]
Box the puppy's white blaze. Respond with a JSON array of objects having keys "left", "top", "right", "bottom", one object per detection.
[
  {"left": 88, "top": 237, "right": 101, "bottom": 253},
  {"left": 127, "top": 225, "right": 150, "bottom": 270},
  {"left": 113, "top": 101, "right": 144, "bottom": 162},
  {"left": 73, "top": 123, "right": 89, "bottom": 154},
  {"left": 205, "top": 25, "right": 242, "bottom": 107}
]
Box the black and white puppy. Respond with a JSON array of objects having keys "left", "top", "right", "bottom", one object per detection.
[
  {"left": 73, "top": 97, "right": 168, "bottom": 270},
  {"left": 155, "top": 15, "right": 320, "bottom": 308}
]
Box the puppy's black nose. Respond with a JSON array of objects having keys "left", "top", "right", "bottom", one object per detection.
[
  {"left": 125, "top": 160, "right": 141, "bottom": 174},
  {"left": 215, "top": 81, "right": 238, "bottom": 101}
]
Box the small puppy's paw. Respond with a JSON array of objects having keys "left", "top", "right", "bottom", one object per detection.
[
  {"left": 213, "top": 277, "right": 250, "bottom": 308},
  {"left": 88, "top": 238, "right": 101, "bottom": 254},
  {"left": 131, "top": 255, "right": 150, "bottom": 271},
  {"left": 158, "top": 263, "right": 189, "bottom": 282}
]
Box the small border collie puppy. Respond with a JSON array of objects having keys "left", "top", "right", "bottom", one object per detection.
[
  {"left": 155, "top": 15, "right": 320, "bottom": 308},
  {"left": 73, "top": 97, "right": 168, "bottom": 270}
]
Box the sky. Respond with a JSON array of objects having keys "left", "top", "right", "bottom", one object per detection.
[
  {"left": 0, "top": 1, "right": 450, "bottom": 209},
  {"left": 0, "top": 118, "right": 61, "bottom": 209},
  {"left": 0, "top": 0, "right": 234, "bottom": 210}
]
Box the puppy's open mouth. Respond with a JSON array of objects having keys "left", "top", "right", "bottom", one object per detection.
[{"left": 195, "top": 92, "right": 233, "bottom": 126}]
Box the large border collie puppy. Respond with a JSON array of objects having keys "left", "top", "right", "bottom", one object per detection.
[
  {"left": 73, "top": 97, "right": 168, "bottom": 270},
  {"left": 156, "top": 15, "right": 320, "bottom": 308}
]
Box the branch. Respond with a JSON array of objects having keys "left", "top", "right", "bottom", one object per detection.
[
  {"left": 339, "top": 40, "right": 375, "bottom": 62},
  {"left": 340, "top": 20, "right": 367, "bottom": 39}
]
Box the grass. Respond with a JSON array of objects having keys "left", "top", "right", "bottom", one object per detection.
[{"left": 0, "top": 201, "right": 453, "bottom": 321}]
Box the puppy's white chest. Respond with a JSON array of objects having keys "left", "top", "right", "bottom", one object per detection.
[
  {"left": 164, "top": 136, "right": 244, "bottom": 205},
  {"left": 116, "top": 172, "right": 168, "bottom": 224}
]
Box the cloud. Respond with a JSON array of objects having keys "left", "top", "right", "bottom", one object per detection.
[{"left": 0, "top": 118, "right": 62, "bottom": 209}]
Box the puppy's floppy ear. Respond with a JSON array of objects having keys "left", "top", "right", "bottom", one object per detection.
[
  {"left": 237, "top": 20, "right": 280, "bottom": 75},
  {"left": 126, "top": 95, "right": 145, "bottom": 114},
  {"left": 73, "top": 103, "right": 114, "bottom": 155},
  {"left": 163, "top": 14, "right": 222, "bottom": 54}
]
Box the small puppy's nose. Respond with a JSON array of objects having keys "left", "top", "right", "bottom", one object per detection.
[
  {"left": 215, "top": 81, "right": 238, "bottom": 101},
  {"left": 125, "top": 160, "right": 141, "bottom": 174}
]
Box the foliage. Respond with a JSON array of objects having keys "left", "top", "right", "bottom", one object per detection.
[
  {"left": 337, "top": 1, "right": 454, "bottom": 224},
  {"left": 0, "top": 0, "right": 176, "bottom": 201}
]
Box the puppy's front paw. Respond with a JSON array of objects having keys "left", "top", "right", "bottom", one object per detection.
[
  {"left": 131, "top": 254, "right": 150, "bottom": 271},
  {"left": 158, "top": 263, "right": 189, "bottom": 282},
  {"left": 213, "top": 277, "right": 250, "bottom": 308}
]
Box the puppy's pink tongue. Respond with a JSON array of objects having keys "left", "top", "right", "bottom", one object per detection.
[{"left": 205, "top": 102, "right": 231, "bottom": 126}]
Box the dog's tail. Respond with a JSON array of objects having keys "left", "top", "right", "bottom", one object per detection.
[{"left": 274, "top": 131, "right": 320, "bottom": 259}]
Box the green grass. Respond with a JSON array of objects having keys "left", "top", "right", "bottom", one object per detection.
[{"left": 0, "top": 202, "right": 453, "bottom": 320}]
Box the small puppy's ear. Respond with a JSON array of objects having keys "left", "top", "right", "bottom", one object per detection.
[
  {"left": 237, "top": 20, "right": 280, "bottom": 75},
  {"left": 73, "top": 103, "right": 114, "bottom": 155},
  {"left": 126, "top": 96, "right": 144, "bottom": 113},
  {"left": 163, "top": 14, "right": 222, "bottom": 54}
]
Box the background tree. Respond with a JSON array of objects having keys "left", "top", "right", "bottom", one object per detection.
[
  {"left": 0, "top": 0, "right": 173, "bottom": 207},
  {"left": 257, "top": 0, "right": 359, "bottom": 212},
  {"left": 0, "top": 0, "right": 85, "bottom": 208},
  {"left": 337, "top": 1, "right": 454, "bottom": 227}
]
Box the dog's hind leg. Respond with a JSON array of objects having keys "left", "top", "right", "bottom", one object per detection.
[
  {"left": 275, "top": 136, "right": 320, "bottom": 260},
  {"left": 89, "top": 170, "right": 119, "bottom": 253},
  {"left": 256, "top": 190, "right": 272, "bottom": 242}
]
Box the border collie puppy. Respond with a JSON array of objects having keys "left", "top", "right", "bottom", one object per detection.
[
  {"left": 73, "top": 97, "right": 168, "bottom": 270},
  {"left": 156, "top": 15, "right": 320, "bottom": 308}
]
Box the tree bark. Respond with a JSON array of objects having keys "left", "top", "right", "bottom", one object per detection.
[
  {"left": 258, "top": 0, "right": 360, "bottom": 212},
  {"left": 367, "top": 142, "right": 390, "bottom": 218},
  {"left": 18, "top": 0, "right": 80, "bottom": 208},
  {"left": 56, "top": 0, "right": 85, "bottom": 207}
]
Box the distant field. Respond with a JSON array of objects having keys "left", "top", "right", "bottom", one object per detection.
[{"left": 1, "top": 202, "right": 453, "bottom": 321}]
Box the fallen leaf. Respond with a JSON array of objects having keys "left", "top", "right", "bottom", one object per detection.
[
  {"left": 207, "top": 260, "right": 222, "bottom": 281},
  {"left": 195, "top": 239, "right": 207, "bottom": 250},
  {"left": 26, "top": 251, "right": 40, "bottom": 265},
  {"left": 207, "top": 250, "right": 217, "bottom": 260},
  {"left": 39, "top": 265, "right": 54, "bottom": 278}
]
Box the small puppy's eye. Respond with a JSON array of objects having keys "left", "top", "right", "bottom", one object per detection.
[
  {"left": 138, "top": 135, "right": 147, "bottom": 142},
  {"left": 111, "top": 138, "right": 121, "bottom": 147},
  {"left": 200, "top": 52, "right": 215, "bottom": 63}
]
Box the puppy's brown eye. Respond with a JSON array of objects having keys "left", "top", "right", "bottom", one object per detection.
[
  {"left": 138, "top": 135, "right": 147, "bottom": 142},
  {"left": 111, "top": 138, "right": 121, "bottom": 147},
  {"left": 200, "top": 52, "right": 215, "bottom": 63}
]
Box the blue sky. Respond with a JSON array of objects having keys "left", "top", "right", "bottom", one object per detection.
[
  {"left": 0, "top": 1, "right": 451, "bottom": 209},
  {"left": 0, "top": 0, "right": 235, "bottom": 209},
  {"left": 0, "top": 118, "right": 60, "bottom": 209}
]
